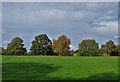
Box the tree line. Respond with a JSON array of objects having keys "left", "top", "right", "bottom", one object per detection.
[{"left": 0, "top": 34, "right": 120, "bottom": 56}]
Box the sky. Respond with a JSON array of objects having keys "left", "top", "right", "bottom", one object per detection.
[{"left": 2, "top": 2, "right": 119, "bottom": 51}]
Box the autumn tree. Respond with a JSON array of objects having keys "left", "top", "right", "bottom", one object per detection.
[
  {"left": 52, "top": 35, "right": 71, "bottom": 56},
  {"left": 78, "top": 39, "right": 99, "bottom": 56},
  {"left": 6, "top": 37, "right": 27, "bottom": 55},
  {"left": 30, "top": 34, "right": 52, "bottom": 55}
]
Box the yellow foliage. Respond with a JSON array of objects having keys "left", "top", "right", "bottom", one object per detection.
[
  {"left": 73, "top": 52, "right": 80, "bottom": 56},
  {"left": 101, "top": 53, "right": 109, "bottom": 56}
]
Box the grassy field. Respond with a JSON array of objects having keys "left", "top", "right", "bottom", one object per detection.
[{"left": 2, "top": 56, "right": 118, "bottom": 80}]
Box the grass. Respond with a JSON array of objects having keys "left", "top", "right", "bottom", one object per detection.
[{"left": 2, "top": 56, "right": 118, "bottom": 80}]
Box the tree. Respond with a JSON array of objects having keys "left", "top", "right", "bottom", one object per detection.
[
  {"left": 69, "top": 50, "right": 75, "bottom": 56},
  {"left": 99, "top": 44, "right": 107, "bottom": 56},
  {"left": 78, "top": 39, "right": 99, "bottom": 56},
  {"left": 0, "top": 47, "right": 6, "bottom": 55},
  {"left": 100, "top": 40, "right": 116, "bottom": 56},
  {"left": 106, "top": 40, "right": 115, "bottom": 55},
  {"left": 114, "top": 45, "right": 120, "bottom": 56},
  {"left": 52, "top": 35, "right": 71, "bottom": 56},
  {"left": 6, "top": 37, "right": 27, "bottom": 55},
  {"left": 30, "top": 34, "right": 52, "bottom": 55},
  {"left": 0, "top": 47, "right": 2, "bottom": 55}
]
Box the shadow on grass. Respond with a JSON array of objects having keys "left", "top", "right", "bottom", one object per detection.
[
  {"left": 80, "top": 72, "right": 118, "bottom": 80},
  {"left": 2, "top": 62, "right": 62, "bottom": 80},
  {"left": 2, "top": 62, "right": 118, "bottom": 81}
]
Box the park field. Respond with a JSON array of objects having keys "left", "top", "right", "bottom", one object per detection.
[{"left": 2, "top": 56, "right": 118, "bottom": 80}]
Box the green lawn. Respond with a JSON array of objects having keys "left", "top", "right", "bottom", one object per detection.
[{"left": 2, "top": 56, "right": 118, "bottom": 80}]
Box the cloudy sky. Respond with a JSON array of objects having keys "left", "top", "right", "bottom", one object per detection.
[{"left": 2, "top": 2, "right": 118, "bottom": 50}]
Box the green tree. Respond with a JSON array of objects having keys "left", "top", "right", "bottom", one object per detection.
[
  {"left": 30, "top": 34, "right": 52, "bottom": 55},
  {"left": 0, "top": 47, "right": 6, "bottom": 55},
  {"left": 99, "top": 44, "right": 107, "bottom": 56},
  {"left": 0, "top": 47, "right": 2, "bottom": 55},
  {"left": 105, "top": 40, "right": 115, "bottom": 55},
  {"left": 69, "top": 50, "right": 75, "bottom": 56},
  {"left": 114, "top": 45, "right": 120, "bottom": 56},
  {"left": 78, "top": 39, "right": 99, "bottom": 56},
  {"left": 100, "top": 40, "right": 116, "bottom": 56},
  {"left": 52, "top": 35, "right": 71, "bottom": 56},
  {"left": 6, "top": 37, "right": 27, "bottom": 55}
]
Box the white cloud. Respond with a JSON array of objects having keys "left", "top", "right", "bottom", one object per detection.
[
  {"left": 92, "top": 14, "right": 118, "bottom": 38},
  {"left": 94, "top": 21, "right": 118, "bottom": 36},
  {"left": 69, "top": 44, "right": 73, "bottom": 48},
  {"left": 114, "top": 36, "right": 120, "bottom": 39},
  {"left": 3, "top": 41, "right": 8, "bottom": 43}
]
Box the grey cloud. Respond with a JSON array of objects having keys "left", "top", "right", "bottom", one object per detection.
[{"left": 2, "top": 2, "right": 118, "bottom": 50}]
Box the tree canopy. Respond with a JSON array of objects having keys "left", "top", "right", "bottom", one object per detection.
[
  {"left": 30, "top": 34, "right": 52, "bottom": 55},
  {"left": 78, "top": 39, "right": 99, "bottom": 56},
  {"left": 2, "top": 34, "right": 120, "bottom": 56},
  {"left": 52, "top": 35, "right": 71, "bottom": 56},
  {"left": 0, "top": 47, "right": 6, "bottom": 55},
  {"left": 100, "top": 40, "right": 116, "bottom": 56},
  {"left": 114, "top": 45, "right": 120, "bottom": 56},
  {"left": 106, "top": 40, "right": 116, "bottom": 55},
  {"left": 5, "top": 37, "right": 27, "bottom": 55}
]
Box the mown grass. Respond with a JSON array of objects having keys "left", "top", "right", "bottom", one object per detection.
[{"left": 2, "top": 56, "right": 118, "bottom": 80}]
